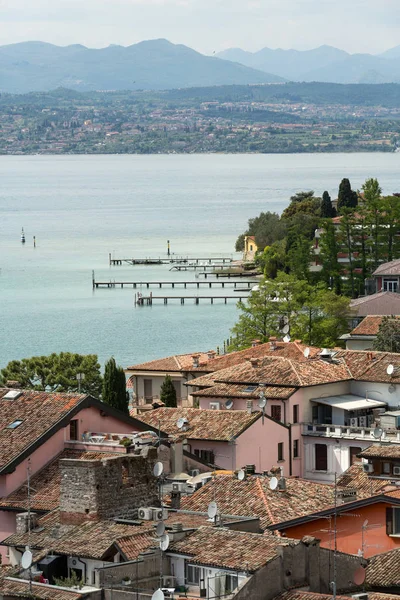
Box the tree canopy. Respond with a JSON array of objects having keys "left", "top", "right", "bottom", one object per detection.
[
  {"left": 160, "top": 374, "right": 177, "bottom": 407},
  {"left": 0, "top": 352, "right": 102, "bottom": 397},
  {"left": 230, "top": 273, "right": 350, "bottom": 350},
  {"left": 102, "top": 357, "right": 129, "bottom": 413},
  {"left": 374, "top": 317, "right": 400, "bottom": 353},
  {"left": 337, "top": 178, "right": 358, "bottom": 213}
]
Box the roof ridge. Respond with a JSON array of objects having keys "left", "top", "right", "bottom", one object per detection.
[
  {"left": 287, "top": 359, "right": 302, "bottom": 386},
  {"left": 356, "top": 351, "right": 387, "bottom": 378},
  {"left": 256, "top": 477, "right": 275, "bottom": 526}
]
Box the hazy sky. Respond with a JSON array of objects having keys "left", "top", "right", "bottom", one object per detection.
[{"left": 0, "top": 0, "right": 399, "bottom": 54}]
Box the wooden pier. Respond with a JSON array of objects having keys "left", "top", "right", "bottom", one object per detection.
[
  {"left": 169, "top": 264, "right": 236, "bottom": 271},
  {"left": 92, "top": 276, "right": 256, "bottom": 290},
  {"left": 134, "top": 293, "right": 249, "bottom": 306},
  {"left": 109, "top": 253, "right": 234, "bottom": 266}
]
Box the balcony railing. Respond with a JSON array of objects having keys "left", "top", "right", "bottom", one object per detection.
[{"left": 303, "top": 423, "right": 400, "bottom": 442}]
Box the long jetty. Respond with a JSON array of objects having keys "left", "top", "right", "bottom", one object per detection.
[
  {"left": 93, "top": 277, "right": 255, "bottom": 290},
  {"left": 134, "top": 293, "right": 248, "bottom": 306},
  {"left": 109, "top": 253, "right": 234, "bottom": 266}
]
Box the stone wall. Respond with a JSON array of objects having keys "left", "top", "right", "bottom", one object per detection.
[{"left": 59, "top": 448, "right": 159, "bottom": 524}]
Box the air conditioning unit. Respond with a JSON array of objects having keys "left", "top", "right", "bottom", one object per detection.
[
  {"left": 152, "top": 508, "right": 168, "bottom": 521},
  {"left": 350, "top": 417, "right": 359, "bottom": 427},
  {"left": 352, "top": 594, "right": 368, "bottom": 600},
  {"left": 172, "top": 482, "right": 186, "bottom": 493},
  {"left": 189, "top": 469, "right": 200, "bottom": 477},
  {"left": 363, "top": 463, "right": 374, "bottom": 474},
  {"left": 138, "top": 507, "right": 153, "bottom": 520},
  {"left": 359, "top": 416, "right": 367, "bottom": 427},
  {"left": 393, "top": 466, "right": 400, "bottom": 476},
  {"left": 209, "top": 402, "right": 220, "bottom": 410}
]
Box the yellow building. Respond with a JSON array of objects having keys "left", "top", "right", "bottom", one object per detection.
[{"left": 244, "top": 235, "right": 258, "bottom": 254}]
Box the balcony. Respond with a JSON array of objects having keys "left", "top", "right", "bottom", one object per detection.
[
  {"left": 303, "top": 423, "right": 400, "bottom": 443},
  {"left": 65, "top": 430, "right": 159, "bottom": 452}
]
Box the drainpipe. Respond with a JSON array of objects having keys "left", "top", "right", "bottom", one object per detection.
[{"left": 288, "top": 425, "right": 292, "bottom": 476}]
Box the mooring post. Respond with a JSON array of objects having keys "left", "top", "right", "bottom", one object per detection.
[{"left": 92, "top": 270, "right": 95, "bottom": 289}]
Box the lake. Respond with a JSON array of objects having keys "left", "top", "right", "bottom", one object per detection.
[{"left": 1, "top": 153, "right": 399, "bottom": 371}]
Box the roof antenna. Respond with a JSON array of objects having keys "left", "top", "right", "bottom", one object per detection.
[{"left": 21, "top": 458, "right": 33, "bottom": 594}]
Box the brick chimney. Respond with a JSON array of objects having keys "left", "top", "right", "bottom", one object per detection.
[
  {"left": 269, "top": 337, "right": 277, "bottom": 351},
  {"left": 5, "top": 380, "right": 22, "bottom": 389},
  {"left": 251, "top": 340, "right": 261, "bottom": 347},
  {"left": 249, "top": 358, "right": 260, "bottom": 368},
  {"left": 192, "top": 354, "right": 200, "bottom": 368},
  {"left": 207, "top": 350, "right": 216, "bottom": 360},
  {"left": 16, "top": 512, "right": 38, "bottom": 534}
]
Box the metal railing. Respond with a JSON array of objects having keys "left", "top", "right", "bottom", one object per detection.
[{"left": 303, "top": 422, "right": 400, "bottom": 442}]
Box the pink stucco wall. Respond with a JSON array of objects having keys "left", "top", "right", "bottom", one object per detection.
[
  {"left": 189, "top": 440, "right": 234, "bottom": 471},
  {"left": 236, "top": 416, "right": 289, "bottom": 473},
  {"left": 0, "top": 511, "right": 16, "bottom": 563}
]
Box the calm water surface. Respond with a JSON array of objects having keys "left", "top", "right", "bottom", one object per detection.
[{"left": 1, "top": 153, "right": 400, "bottom": 370}]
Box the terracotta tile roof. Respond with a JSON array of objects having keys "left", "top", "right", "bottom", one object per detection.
[
  {"left": 336, "top": 350, "right": 400, "bottom": 384},
  {"left": 351, "top": 316, "right": 385, "bottom": 336},
  {"left": 359, "top": 444, "right": 400, "bottom": 459},
  {"left": 126, "top": 353, "right": 210, "bottom": 373},
  {"left": 135, "top": 408, "right": 261, "bottom": 441},
  {"left": 350, "top": 292, "right": 400, "bottom": 317},
  {"left": 337, "top": 463, "right": 392, "bottom": 498},
  {"left": 201, "top": 356, "right": 351, "bottom": 388},
  {"left": 0, "top": 389, "right": 88, "bottom": 473},
  {"left": 276, "top": 594, "right": 400, "bottom": 600},
  {"left": 0, "top": 579, "right": 86, "bottom": 599},
  {"left": 191, "top": 383, "right": 296, "bottom": 400},
  {"left": 115, "top": 531, "right": 156, "bottom": 560},
  {"left": 180, "top": 475, "right": 334, "bottom": 530},
  {"left": 367, "top": 548, "right": 400, "bottom": 587},
  {"left": 170, "top": 526, "right": 290, "bottom": 572},
  {"left": 0, "top": 449, "right": 120, "bottom": 512},
  {"left": 373, "top": 259, "right": 400, "bottom": 276}
]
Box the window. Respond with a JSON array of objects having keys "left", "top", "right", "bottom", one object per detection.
[
  {"left": 69, "top": 419, "right": 78, "bottom": 441},
  {"left": 387, "top": 507, "right": 400, "bottom": 535},
  {"left": 384, "top": 279, "right": 398, "bottom": 292},
  {"left": 186, "top": 563, "right": 200, "bottom": 585},
  {"left": 6, "top": 420, "right": 23, "bottom": 429},
  {"left": 194, "top": 449, "right": 215, "bottom": 465},
  {"left": 350, "top": 447, "right": 362, "bottom": 465},
  {"left": 144, "top": 379, "right": 153, "bottom": 400},
  {"left": 315, "top": 444, "right": 328, "bottom": 471},
  {"left": 293, "top": 404, "right": 299, "bottom": 424},
  {"left": 278, "top": 442, "right": 284, "bottom": 462},
  {"left": 271, "top": 405, "right": 282, "bottom": 422},
  {"left": 226, "top": 574, "right": 239, "bottom": 593},
  {"left": 383, "top": 462, "right": 391, "bottom": 474},
  {"left": 293, "top": 439, "right": 299, "bottom": 458}
]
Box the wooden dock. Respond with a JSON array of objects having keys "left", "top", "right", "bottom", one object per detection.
[
  {"left": 109, "top": 253, "right": 234, "bottom": 266},
  {"left": 134, "top": 293, "right": 249, "bottom": 306},
  {"left": 92, "top": 276, "right": 256, "bottom": 290},
  {"left": 169, "top": 264, "right": 236, "bottom": 271}
]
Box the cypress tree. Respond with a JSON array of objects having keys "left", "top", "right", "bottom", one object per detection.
[
  {"left": 160, "top": 375, "right": 177, "bottom": 407},
  {"left": 337, "top": 178, "right": 358, "bottom": 214},
  {"left": 102, "top": 357, "right": 129, "bottom": 414},
  {"left": 320, "top": 191, "right": 335, "bottom": 218}
]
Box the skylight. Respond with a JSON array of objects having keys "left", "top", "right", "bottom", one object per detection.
[
  {"left": 244, "top": 385, "right": 258, "bottom": 393},
  {"left": 7, "top": 420, "right": 23, "bottom": 429},
  {"left": 3, "top": 390, "right": 23, "bottom": 400}
]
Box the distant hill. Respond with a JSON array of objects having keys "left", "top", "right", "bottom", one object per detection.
[
  {"left": 217, "top": 45, "right": 400, "bottom": 84},
  {"left": 0, "top": 40, "right": 284, "bottom": 94}
]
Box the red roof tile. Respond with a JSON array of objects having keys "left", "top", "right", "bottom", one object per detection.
[
  {"left": 135, "top": 408, "right": 261, "bottom": 441},
  {"left": 367, "top": 548, "right": 400, "bottom": 587},
  {"left": 0, "top": 578, "right": 86, "bottom": 599},
  {"left": 373, "top": 259, "right": 400, "bottom": 276},
  {"left": 358, "top": 444, "right": 400, "bottom": 459},
  {"left": 191, "top": 383, "right": 296, "bottom": 400},
  {"left": 351, "top": 316, "right": 385, "bottom": 336},
  {"left": 337, "top": 463, "right": 391, "bottom": 498}
]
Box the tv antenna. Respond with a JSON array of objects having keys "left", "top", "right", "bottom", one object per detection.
[
  {"left": 269, "top": 476, "right": 278, "bottom": 491},
  {"left": 225, "top": 399, "right": 234, "bottom": 410}
]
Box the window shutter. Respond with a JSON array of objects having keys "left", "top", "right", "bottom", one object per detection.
[{"left": 386, "top": 507, "right": 393, "bottom": 535}]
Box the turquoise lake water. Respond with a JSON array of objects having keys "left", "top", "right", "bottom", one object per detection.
[{"left": 1, "top": 153, "right": 400, "bottom": 370}]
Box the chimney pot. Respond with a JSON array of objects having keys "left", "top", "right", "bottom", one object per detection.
[
  {"left": 207, "top": 350, "right": 216, "bottom": 360},
  {"left": 192, "top": 354, "right": 200, "bottom": 368},
  {"left": 249, "top": 358, "right": 260, "bottom": 367},
  {"left": 251, "top": 339, "right": 261, "bottom": 347},
  {"left": 5, "top": 380, "right": 21, "bottom": 389},
  {"left": 269, "top": 337, "right": 277, "bottom": 350}
]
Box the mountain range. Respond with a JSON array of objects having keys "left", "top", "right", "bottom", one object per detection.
[
  {"left": 216, "top": 45, "right": 400, "bottom": 84},
  {"left": 0, "top": 39, "right": 283, "bottom": 94}
]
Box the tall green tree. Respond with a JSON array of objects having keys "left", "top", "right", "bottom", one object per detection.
[
  {"left": 260, "top": 239, "right": 287, "bottom": 279},
  {"left": 286, "top": 228, "right": 312, "bottom": 281},
  {"left": 320, "top": 191, "right": 336, "bottom": 218},
  {"left": 160, "top": 374, "right": 177, "bottom": 407},
  {"left": 362, "top": 177, "right": 383, "bottom": 270},
  {"left": 235, "top": 212, "right": 287, "bottom": 252},
  {"left": 318, "top": 220, "right": 342, "bottom": 294},
  {"left": 337, "top": 209, "right": 359, "bottom": 298},
  {"left": 102, "top": 357, "right": 128, "bottom": 413},
  {"left": 297, "top": 284, "right": 350, "bottom": 346},
  {"left": 381, "top": 195, "right": 400, "bottom": 262},
  {"left": 337, "top": 178, "right": 358, "bottom": 214},
  {"left": 374, "top": 317, "right": 400, "bottom": 353},
  {"left": 0, "top": 352, "right": 102, "bottom": 397}
]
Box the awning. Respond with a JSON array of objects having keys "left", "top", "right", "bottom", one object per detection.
[{"left": 314, "top": 394, "right": 387, "bottom": 411}]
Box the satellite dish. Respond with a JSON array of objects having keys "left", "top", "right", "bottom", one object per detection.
[
  {"left": 282, "top": 324, "right": 290, "bottom": 335},
  {"left": 153, "top": 462, "right": 164, "bottom": 477},
  {"left": 362, "top": 519, "right": 369, "bottom": 528},
  {"left": 207, "top": 501, "right": 218, "bottom": 519},
  {"left": 258, "top": 396, "right": 266, "bottom": 409},
  {"left": 21, "top": 550, "right": 32, "bottom": 570},
  {"left": 283, "top": 335, "right": 291, "bottom": 343},
  {"left": 160, "top": 534, "right": 170, "bottom": 551},
  {"left": 269, "top": 477, "right": 278, "bottom": 491},
  {"left": 373, "top": 427, "right": 383, "bottom": 439},
  {"left": 387, "top": 364, "right": 394, "bottom": 376},
  {"left": 237, "top": 469, "right": 245, "bottom": 481},
  {"left": 156, "top": 521, "right": 165, "bottom": 537},
  {"left": 304, "top": 347, "right": 310, "bottom": 358},
  {"left": 177, "top": 418, "right": 186, "bottom": 430},
  {"left": 225, "top": 399, "right": 234, "bottom": 410},
  {"left": 152, "top": 589, "right": 165, "bottom": 600},
  {"left": 353, "top": 566, "right": 366, "bottom": 586}
]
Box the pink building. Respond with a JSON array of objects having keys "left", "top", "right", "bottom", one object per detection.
[{"left": 0, "top": 387, "right": 159, "bottom": 562}]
